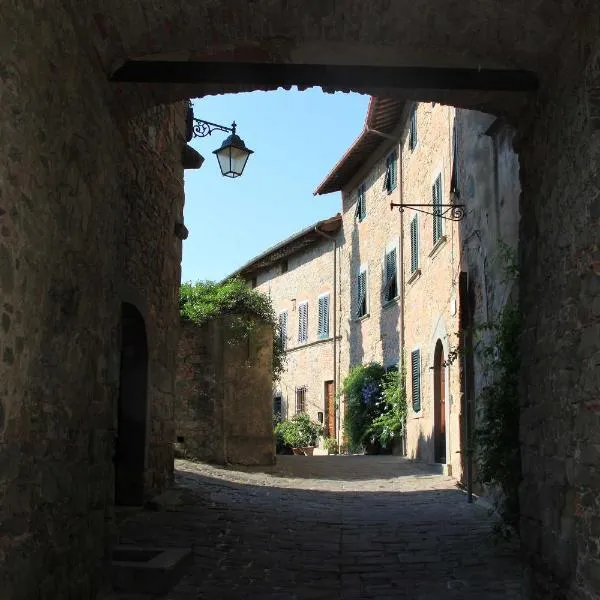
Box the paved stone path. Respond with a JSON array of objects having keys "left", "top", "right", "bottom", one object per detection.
[{"left": 114, "top": 456, "right": 526, "bottom": 599}]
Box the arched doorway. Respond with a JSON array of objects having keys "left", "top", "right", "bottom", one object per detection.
[
  {"left": 115, "top": 302, "right": 148, "bottom": 506},
  {"left": 433, "top": 339, "right": 446, "bottom": 464}
]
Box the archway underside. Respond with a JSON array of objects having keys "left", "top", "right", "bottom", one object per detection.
[{"left": 66, "top": 0, "right": 576, "bottom": 116}]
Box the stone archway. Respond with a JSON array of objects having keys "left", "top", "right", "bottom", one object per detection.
[
  {"left": 433, "top": 339, "right": 446, "bottom": 465},
  {"left": 2, "top": 1, "right": 600, "bottom": 598},
  {"left": 115, "top": 302, "right": 149, "bottom": 507}
]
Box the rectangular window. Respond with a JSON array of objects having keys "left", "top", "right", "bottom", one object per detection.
[
  {"left": 383, "top": 247, "right": 398, "bottom": 302},
  {"left": 411, "top": 349, "right": 421, "bottom": 412},
  {"left": 298, "top": 302, "right": 308, "bottom": 343},
  {"left": 384, "top": 150, "right": 398, "bottom": 193},
  {"left": 410, "top": 216, "right": 419, "bottom": 274},
  {"left": 354, "top": 183, "right": 366, "bottom": 222},
  {"left": 409, "top": 107, "right": 418, "bottom": 151},
  {"left": 278, "top": 311, "right": 288, "bottom": 350},
  {"left": 357, "top": 268, "right": 368, "bottom": 318},
  {"left": 432, "top": 174, "right": 443, "bottom": 244},
  {"left": 273, "top": 395, "right": 283, "bottom": 421},
  {"left": 317, "top": 294, "right": 330, "bottom": 339},
  {"left": 295, "top": 386, "right": 306, "bottom": 414}
]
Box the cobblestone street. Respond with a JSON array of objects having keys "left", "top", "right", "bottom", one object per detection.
[{"left": 114, "top": 456, "right": 526, "bottom": 599}]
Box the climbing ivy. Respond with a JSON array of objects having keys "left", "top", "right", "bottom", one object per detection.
[
  {"left": 179, "top": 278, "right": 286, "bottom": 382},
  {"left": 475, "top": 302, "right": 522, "bottom": 532}
]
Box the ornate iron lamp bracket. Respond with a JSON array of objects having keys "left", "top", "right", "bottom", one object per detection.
[
  {"left": 390, "top": 201, "right": 466, "bottom": 221},
  {"left": 186, "top": 101, "right": 237, "bottom": 139},
  {"left": 191, "top": 118, "right": 236, "bottom": 138}
]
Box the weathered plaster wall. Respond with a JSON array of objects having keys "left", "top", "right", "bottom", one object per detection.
[
  {"left": 175, "top": 317, "right": 275, "bottom": 466},
  {"left": 254, "top": 238, "right": 338, "bottom": 437},
  {"left": 517, "top": 7, "right": 600, "bottom": 598},
  {"left": 400, "top": 103, "right": 462, "bottom": 475},
  {"left": 0, "top": 2, "right": 185, "bottom": 598},
  {"left": 339, "top": 138, "right": 403, "bottom": 374},
  {"left": 455, "top": 109, "right": 521, "bottom": 491}
]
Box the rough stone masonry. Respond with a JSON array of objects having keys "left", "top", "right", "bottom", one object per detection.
[{"left": 0, "top": 0, "right": 599, "bottom": 599}]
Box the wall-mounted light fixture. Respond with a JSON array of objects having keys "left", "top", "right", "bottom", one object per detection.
[
  {"left": 185, "top": 101, "right": 253, "bottom": 178},
  {"left": 390, "top": 191, "right": 465, "bottom": 221}
]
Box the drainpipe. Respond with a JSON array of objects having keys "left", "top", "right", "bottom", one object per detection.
[
  {"left": 398, "top": 143, "right": 406, "bottom": 456},
  {"left": 315, "top": 225, "right": 338, "bottom": 441}
]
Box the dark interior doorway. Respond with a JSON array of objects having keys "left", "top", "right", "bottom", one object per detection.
[
  {"left": 433, "top": 339, "right": 446, "bottom": 464},
  {"left": 115, "top": 302, "right": 148, "bottom": 506}
]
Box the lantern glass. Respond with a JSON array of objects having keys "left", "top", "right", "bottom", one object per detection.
[{"left": 214, "top": 134, "right": 253, "bottom": 178}]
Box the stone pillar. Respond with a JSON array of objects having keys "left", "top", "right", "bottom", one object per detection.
[{"left": 518, "top": 5, "right": 600, "bottom": 597}]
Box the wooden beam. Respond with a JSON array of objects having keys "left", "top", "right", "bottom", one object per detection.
[{"left": 111, "top": 61, "right": 539, "bottom": 92}]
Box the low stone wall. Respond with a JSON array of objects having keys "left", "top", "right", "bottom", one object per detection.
[{"left": 175, "top": 317, "right": 275, "bottom": 466}]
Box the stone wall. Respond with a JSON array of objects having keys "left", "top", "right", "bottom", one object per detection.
[
  {"left": 455, "top": 109, "right": 521, "bottom": 491},
  {"left": 175, "top": 317, "right": 275, "bottom": 466},
  {"left": 0, "top": 2, "right": 185, "bottom": 598},
  {"left": 517, "top": 5, "right": 600, "bottom": 598}
]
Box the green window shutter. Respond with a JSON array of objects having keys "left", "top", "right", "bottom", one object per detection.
[
  {"left": 298, "top": 302, "right": 308, "bottom": 343},
  {"left": 318, "top": 295, "right": 329, "bottom": 339},
  {"left": 433, "top": 175, "right": 443, "bottom": 244},
  {"left": 384, "top": 248, "right": 397, "bottom": 301},
  {"left": 410, "top": 217, "right": 419, "bottom": 273},
  {"left": 411, "top": 349, "right": 421, "bottom": 412},
  {"left": 279, "top": 311, "right": 288, "bottom": 349},
  {"left": 385, "top": 151, "right": 397, "bottom": 193},
  {"left": 356, "top": 183, "right": 366, "bottom": 221},
  {"left": 357, "top": 270, "right": 367, "bottom": 317},
  {"left": 409, "top": 107, "right": 418, "bottom": 151}
]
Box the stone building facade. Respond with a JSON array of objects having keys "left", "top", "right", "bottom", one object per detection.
[
  {"left": 317, "top": 99, "right": 521, "bottom": 483},
  {"left": 233, "top": 216, "right": 342, "bottom": 446}
]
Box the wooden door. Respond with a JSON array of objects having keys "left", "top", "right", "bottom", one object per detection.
[
  {"left": 325, "top": 381, "right": 335, "bottom": 438},
  {"left": 434, "top": 340, "right": 446, "bottom": 464}
]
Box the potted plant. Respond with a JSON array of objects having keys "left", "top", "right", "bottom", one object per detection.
[
  {"left": 275, "top": 413, "right": 322, "bottom": 456},
  {"left": 323, "top": 436, "right": 339, "bottom": 455}
]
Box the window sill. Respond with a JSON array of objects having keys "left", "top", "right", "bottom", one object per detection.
[
  {"left": 382, "top": 296, "right": 400, "bottom": 308},
  {"left": 428, "top": 235, "right": 447, "bottom": 258},
  {"left": 407, "top": 269, "right": 422, "bottom": 285},
  {"left": 355, "top": 313, "right": 370, "bottom": 322}
]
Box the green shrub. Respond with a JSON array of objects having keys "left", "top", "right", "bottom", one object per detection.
[
  {"left": 275, "top": 413, "right": 323, "bottom": 448},
  {"left": 179, "top": 278, "right": 286, "bottom": 381}
]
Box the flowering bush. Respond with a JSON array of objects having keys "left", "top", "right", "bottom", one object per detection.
[{"left": 341, "top": 363, "right": 386, "bottom": 449}]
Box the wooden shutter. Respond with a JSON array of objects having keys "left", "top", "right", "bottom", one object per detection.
[
  {"left": 409, "top": 108, "right": 417, "bottom": 150},
  {"left": 279, "top": 311, "right": 288, "bottom": 349},
  {"left": 385, "top": 151, "right": 397, "bottom": 193},
  {"left": 357, "top": 270, "right": 367, "bottom": 317},
  {"left": 298, "top": 303, "right": 308, "bottom": 343},
  {"left": 356, "top": 183, "right": 366, "bottom": 221},
  {"left": 410, "top": 217, "right": 419, "bottom": 273},
  {"left": 433, "top": 175, "right": 443, "bottom": 244},
  {"left": 411, "top": 349, "right": 421, "bottom": 412},
  {"left": 384, "top": 248, "right": 397, "bottom": 301},
  {"left": 318, "top": 294, "right": 329, "bottom": 338}
]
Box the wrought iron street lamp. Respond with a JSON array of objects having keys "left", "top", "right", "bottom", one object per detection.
[{"left": 185, "top": 102, "right": 254, "bottom": 178}]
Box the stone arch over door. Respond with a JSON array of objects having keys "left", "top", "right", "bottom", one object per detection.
[
  {"left": 115, "top": 302, "right": 149, "bottom": 506},
  {"left": 429, "top": 316, "right": 451, "bottom": 467}
]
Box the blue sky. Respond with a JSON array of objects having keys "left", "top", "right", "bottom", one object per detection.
[{"left": 182, "top": 89, "right": 369, "bottom": 282}]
